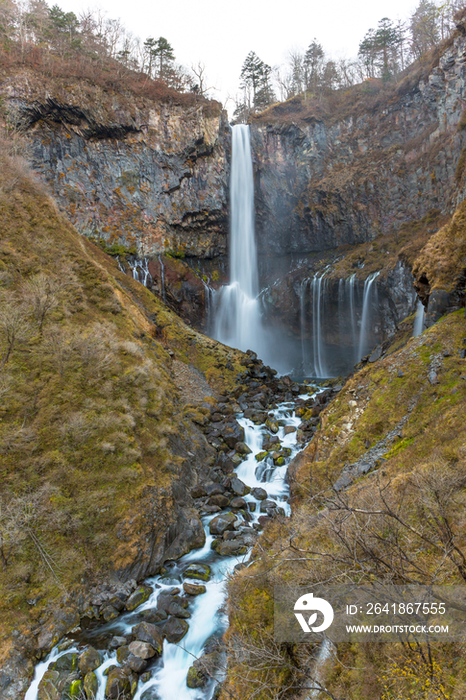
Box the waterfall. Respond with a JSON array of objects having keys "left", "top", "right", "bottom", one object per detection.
[
  {"left": 312, "top": 273, "right": 327, "bottom": 377},
  {"left": 300, "top": 278, "right": 310, "bottom": 373},
  {"left": 158, "top": 254, "right": 166, "bottom": 302},
  {"left": 357, "top": 271, "right": 380, "bottom": 360},
  {"left": 413, "top": 299, "right": 425, "bottom": 336},
  {"left": 213, "top": 125, "right": 264, "bottom": 353},
  {"left": 346, "top": 273, "right": 358, "bottom": 365}
]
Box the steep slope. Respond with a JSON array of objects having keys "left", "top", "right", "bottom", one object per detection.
[{"left": 0, "top": 143, "right": 244, "bottom": 698}]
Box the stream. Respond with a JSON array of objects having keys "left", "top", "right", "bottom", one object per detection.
[{"left": 25, "top": 392, "right": 316, "bottom": 700}]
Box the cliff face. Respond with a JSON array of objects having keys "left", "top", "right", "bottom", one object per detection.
[
  {"left": 2, "top": 71, "right": 230, "bottom": 257},
  {"left": 250, "top": 34, "right": 466, "bottom": 257}
]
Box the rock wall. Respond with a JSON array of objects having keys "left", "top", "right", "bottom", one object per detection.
[
  {"left": 250, "top": 34, "right": 466, "bottom": 256},
  {"left": 1, "top": 72, "right": 230, "bottom": 257}
]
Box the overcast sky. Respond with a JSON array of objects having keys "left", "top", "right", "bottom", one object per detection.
[{"left": 55, "top": 0, "right": 419, "bottom": 110}]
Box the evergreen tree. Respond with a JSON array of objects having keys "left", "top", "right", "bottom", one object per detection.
[
  {"left": 303, "top": 39, "right": 324, "bottom": 91},
  {"left": 239, "top": 51, "right": 275, "bottom": 115},
  {"left": 47, "top": 4, "right": 80, "bottom": 55},
  {"left": 152, "top": 36, "right": 175, "bottom": 80},
  {"left": 358, "top": 18, "right": 401, "bottom": 81}
]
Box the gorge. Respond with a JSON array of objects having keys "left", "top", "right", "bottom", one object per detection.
[{"left": 2, "top": 15, "right": 466, "bottom": 700}]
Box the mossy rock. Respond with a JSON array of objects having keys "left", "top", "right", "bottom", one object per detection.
[
  {"left": 125, "top": 585, "right": 152, "bottom": 611},
  {"left": 187, "top": 664, "right": 208, "bottom": 689},
  {"left": 255, "top": 451, "right": 268, "bottom": 462},
  {"left": 52, "top": 653, "right": 78, "bottom": 672},
  {"left": 69, "top": 679, "right": 83, "bottom": 698},
  {"left": 183, "top": 563, "right": 211, "bottom": 581},
  {"left": 83, "top": 671, "right": 98, "bottom": 700}
]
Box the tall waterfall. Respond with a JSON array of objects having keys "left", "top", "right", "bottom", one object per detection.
[{"left": 213, "top": 125, "right": 264, "bottom": 353}]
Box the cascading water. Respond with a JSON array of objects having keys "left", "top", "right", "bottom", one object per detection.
[
  {"left": 357, "top": 271, "right": 380, "bottom": 360},
  {"left": 212, "top": 125, "right": 265, "bottom": 355},
  {"left": 24, "top": 393, "right": 315, "bottom": 700},
  {"left": 312, "top": 272, "right": 328, "bottom": 378},
  {"left": 413, "top": 299, "right": 425, "bottom": 336},
  {"left": 158, "top": 254, "right": 166, "bottom": 303}
]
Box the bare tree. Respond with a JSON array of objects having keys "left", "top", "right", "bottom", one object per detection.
[
  {"left": 190, "top": 61, "right": 216, "bottom": 96},
  {"left": 0, "top": 297, "right": 32, "bottom": 370}
]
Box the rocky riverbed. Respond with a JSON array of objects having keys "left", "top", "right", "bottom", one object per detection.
[{"left": 25, "top": 353, "right": 341, "bottom": 700}]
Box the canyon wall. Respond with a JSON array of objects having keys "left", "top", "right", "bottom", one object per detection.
[
  {"left": 250, "top": 33, "right": 466, "bottom": 256},
  {"left": 2, "top": 72, "right": 230, "bottom": 257}
]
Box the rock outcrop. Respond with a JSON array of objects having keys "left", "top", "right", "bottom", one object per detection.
[{"left": 2, "top": 73, "right": 230, "bottom": 257}]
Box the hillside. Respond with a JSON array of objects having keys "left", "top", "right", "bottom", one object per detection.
[{"left": 0, "top": 142, "right": 244, "bottom": 697}]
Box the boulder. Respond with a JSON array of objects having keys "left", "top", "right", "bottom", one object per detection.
[
  {"left": 78, "top": 647, "right": 100, "bottom": 675},
  {"left": 83, "top": 671, "right": 98, "bottom": 700},
  {"left": 207, "top": 494, "right": 230, "bottom": 508},
  {"left": 128, "top": 641, "right": 157, "bottom": 660},
  {"left": 230, "top": 477, "right": 248, "bottom": 496},
  {"left": 230, "top": 497, "right": 247, "bottom": 509},
  {"left": 116, "top": 646, "right": 131, "bottom": 665},
  {"left": 235, "top": 441, "right": 252, "bottom": 455},
  {"left": 164, "top": 617, "right": 189, "bottom": 643},
  {"left": 168, "top": 601, "right": 191, "bottom": 619},
  {"left": 214, "top": 540, "right": 248, "bottom": 556},
  {"left": 205, "top": 482, "right": 225, "bottom": 496},
  {"left": 186, "top": 664, "right": 208, "bottom": 689},
  {"left": 250, "top": 487, "right": 268, "bottom": 500},
  {"left": 38, "top": 670, "right": 61, "bottom": 700},
  {"left": 219, "top": 421, "right": 245, "bottom": 448},
  {"left": 51, "top": 653, "right": 78, "bottom": 673},
  {"left": 260, "top": 499, "right": 278, "bottom": 513},
  {"left": 191, "top": 485, "right": 207, "bottom": 498},
  {"left": 265, "top": 418, "right": 279, "bottom": 434},
  {"left": 131, "top": 622, "right": 163, "bottom": 654},
  {"left": 183, "top": 563, "right": 211, "bottom": 581},
  {"left": 183, "top": 582, "right": 206, "bottom": 596},
  {"left": 124, "top": 655, "right": 147, "bottom": 673},
  {"left": 100, "top": 604, "right": 120, "bottom": 622},
  {"left": 125, "top": 585, "right": 152, "bottom": 611},
  {"left": 109, "top": 636, "right": 127, "bottom": 649},
  {"left": 209, "top": 512, "right": 237, "bottom": 535},
  {"left": 105, "top": 668, "right": 131, "bottom": 699}
]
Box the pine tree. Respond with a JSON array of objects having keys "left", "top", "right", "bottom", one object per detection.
[
  {"left": 358, "top": 18, "right": 401, "bottom": 81},
  {"left": 303, "top": 39, "right": 324, "bottom": 91},
  {"left": 238, "top": 51, "right": 275, "bottom": 115},
  {"left": 152, "top": 37, "right": 175, "bottom": 80}
]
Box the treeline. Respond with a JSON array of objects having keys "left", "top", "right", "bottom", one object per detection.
[
  {"left": 235, "top": 0, "right": 466, "bottom": 120},
  {"left": 0, "top": 0, "right": 210, "bottom": 97}
]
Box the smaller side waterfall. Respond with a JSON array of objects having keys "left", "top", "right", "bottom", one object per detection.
[
  {"left": 300, "top": 278, "right": 310, "bottom": 372},
  {"left": 357, "top": 271, "right": 380, "bottom": 360},
  {"left": 312, "top": 273, "right": 328, "bottom": 377},
  {"left": 158, "top": 254, "right": 166, "bottom": 302},
  {"left": 413, "top": 299, "right": 425, "bottom": 336}
]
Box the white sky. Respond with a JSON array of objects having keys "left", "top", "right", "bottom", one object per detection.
[{"left": 55, "top": 0, "right": 418, "bottom": 110}]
